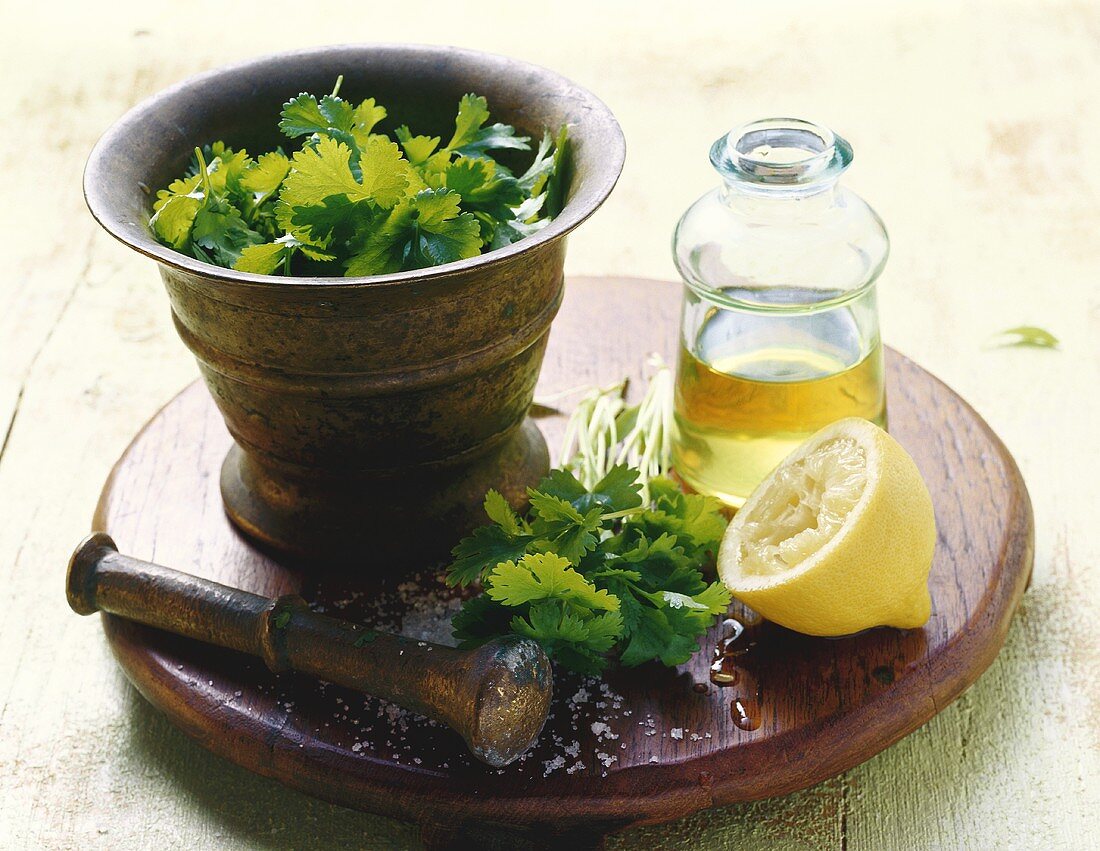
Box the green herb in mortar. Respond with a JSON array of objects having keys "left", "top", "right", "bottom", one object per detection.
[{"left": 149, "top": 77, "right": 568, "bottom": 277}]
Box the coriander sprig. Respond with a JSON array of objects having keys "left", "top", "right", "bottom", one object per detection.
[
  {"left": 447, "top": 466, "right": 730, "bottom": 674},
  {"left": 447, "top": 364, "right": 730, "bottom": 675}
]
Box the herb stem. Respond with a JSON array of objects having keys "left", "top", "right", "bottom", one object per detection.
[
  {"left": 600, "top": 507, "right": 643, "bottom": 521},
  {"left": 330, "top": 75, "right": 344, "bottom": 98},
  {"left": 194, "top": 147, "right": 214, "bottom": 203}
]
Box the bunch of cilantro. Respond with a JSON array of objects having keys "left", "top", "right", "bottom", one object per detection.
[
  {"left": 149, "top": 77, "right": 567, "bottom": 277},
  {"left": 447, "top": 465, "right": 732, "bottom": 675}
]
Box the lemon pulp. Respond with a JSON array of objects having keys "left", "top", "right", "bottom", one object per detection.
[{"left": 736, "top": 437, "right": 867, "bottom": 576}]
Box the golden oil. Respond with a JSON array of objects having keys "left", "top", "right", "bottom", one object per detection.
[{"left": 673, "top": 335, "right": 886, "bottom": 508}]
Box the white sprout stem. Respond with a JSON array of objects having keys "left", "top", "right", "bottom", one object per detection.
[
  {"left": 558, "top": 382, "right": 625, "bottom": 488},
  {"left": 558, "top": 357, "right": 675, "bottom": 497},
  {"left": 616, "top": 355, "right": 674, "bottom": 499}
]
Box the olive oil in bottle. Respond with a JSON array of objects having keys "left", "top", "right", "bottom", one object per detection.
[{"left": 673, "top": 305, "right": 886, "bottom": 507}]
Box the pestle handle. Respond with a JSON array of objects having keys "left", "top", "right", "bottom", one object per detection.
[{"left": 66, "top": 533, "right": 552, "bottom": 767}]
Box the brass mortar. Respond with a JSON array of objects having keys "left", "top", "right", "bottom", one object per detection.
[{"left": 84, "top": 44, "right": 625, "bottom": 563}]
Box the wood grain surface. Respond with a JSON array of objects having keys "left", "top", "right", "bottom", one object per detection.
[
  {"left": 4, "top": 4, "right": 1099, "bottom": 848},
  {"left": 91, "top": 277, "right": 1032, "bottom": 844}
]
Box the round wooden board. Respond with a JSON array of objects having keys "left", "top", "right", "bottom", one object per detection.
[{"left": 93, "top": 277, "right": 1033, "bottom": 844}]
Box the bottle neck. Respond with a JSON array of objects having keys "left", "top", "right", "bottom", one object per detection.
[{"left": 719, "top": 176, "right": 840, "bottom": 219}]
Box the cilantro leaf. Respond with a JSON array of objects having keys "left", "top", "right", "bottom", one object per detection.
[
  {"left": 445, "top": 157, "right": 525, "bottom": 208},
  {"left": 509, "top": 602, "right": 623, "bottom": 675},
  {"left": 595, "top": 573, "right": 645, "bottom": 637},
  {"left": 518, "top": 132, "right": 556, "bottom": 194},
  {"left": 191, "top": 198, "right": 264, "bottom": 267},
  {"left": 280, "top": 91, "right": 391, "bottom": 171},
  {"left": 206, "top": 142, "right": 252, "bottom": 196},
  {"left": 395, "top": 125, "right": 442, "bottom": 165},
  {"left": 240, "top": 152, "right": 291, "bottom": 201},
  {"left": 232, "top": 234, "right": 333, "bottom": 275},
  {"left": 627, "top": 477, "right": 727, "bottom": 560},
  {"left": 279, "top": 92, "right": 332, "bottom": 138},
  {"left": 485, "top": 553, "right": 619, "bottom": 612},
  {"left": 626, "top": 532, "right": 698, "bottom": 577},
  {"left": 452, "top": 594, "right": 516, "bottom": 646},
  {"left": 592, "top": 525, "right": 730, "bottom": 668},
  {"left": 281, "top": 136, "right": 408, "bottom": 210},
  {"left": 586, "top": 465, "right": 644, "bottom": 513},
  {"left": 395, "top": 126, "right": 451, "bottom": 187},
  {"left": 352, "top": 98, "right": 387, "bottom": 139},
  {"left": 544, "top": 125, "right": 571, "bottom": 217},
  {"left": 579, "top": 609, "right": 625, "bottom": 651},
  {"left": 151, "top": 174, "right": 203, "bottom": 248},
  {"left": 447, "top": 459, "right": 731, "bottom": 675},
  {"left": 608, "top": 574, "right": 729, "bottom": 668},
  {"left": 187, "top": 142, "right": 252, "bottom": 199},
  {"left": 489, "top": 194, "right": 550, "bottom": 250},
  {"left": 446, "top": 524, "right": 532, "bottom": 587},
  {"left": 483, "top": 489, "right": 524, "bottom": 535},
  {"left": 318, "top": 94, "right": 355, "bottom": 134},
  {"left": 344, "top": 188, "right": 481, "bottom": 276},
  {"left": 446, "top": 94, "right": 530, "bottom": 157},
  {"left": 532, "top": 464, "right": 642, "bottom": 515},
  {"left": 532, "top": 468, "right": 589, "bottom": 505},
  {"left": 527, "top": 491, "right": 604, "bottom": 564},
  {"left": 618, "top": 606, "right": 700, "bottom": 667},
  {"left": 233, "top": 240, "right": 291, "bottom": 275},
  {"left": 692, "top": 581, "right": 734, "bottom": 615},
  {"left": 355, "top": 135, "right": 414, "bottom": 207},
  {"left": 989, "top": 325, "right": 1060, "bottom": 349},
  {"left": 447, "top": 94, "right": 491, "bottom": 151},
  {"left": 154, "top": 146, "right": 265, "bottom": 257},
  {"left": 286, "top": 194, "right": 377, "bottom": 250}
]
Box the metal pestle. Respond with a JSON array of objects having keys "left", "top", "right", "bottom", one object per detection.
[{"left": 65, "top": 533, "right": 553, "bottom": 767}]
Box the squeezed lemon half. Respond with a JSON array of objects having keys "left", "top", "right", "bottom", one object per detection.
[{"left": 717, "top": 417, "right": 936, "bottom": 636}]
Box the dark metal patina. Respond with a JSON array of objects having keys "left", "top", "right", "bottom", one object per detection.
[
  {"left": 83, "top": 44, "right": 625, "bottom": 562},
  {"left": 66, "top": 533, "right": 553, "bottom": 767}
]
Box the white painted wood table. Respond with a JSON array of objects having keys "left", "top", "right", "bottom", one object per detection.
[{"left": 1, "top": 1, "right": 1096, "bottom": 847}]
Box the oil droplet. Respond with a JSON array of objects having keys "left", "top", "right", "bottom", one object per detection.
[
  {"left": 709, "top": 658, "right": 738, "bottom": 686},
  {"left": 722, "top": 642, "right": 745, "bottom": 659},
  {"left": 711, "top": 616, "right": 748, "bottom": 686},
  {"left": 731, "top": 699, "right": 760, "bottom": 731},
  {"left": 721, "top": 618, "right": 744, "bottom": 642}
]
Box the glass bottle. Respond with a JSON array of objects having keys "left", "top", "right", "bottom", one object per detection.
[{"left": 672, "top": 118, "right": 889, "bottom": 507}]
